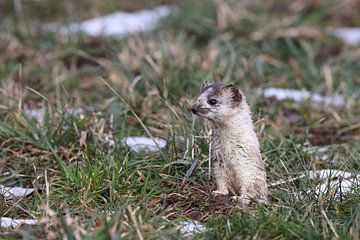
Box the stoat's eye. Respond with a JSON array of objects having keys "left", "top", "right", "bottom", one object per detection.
[{"left": 208, "top": 99, "right": 218, "bottom": 105}]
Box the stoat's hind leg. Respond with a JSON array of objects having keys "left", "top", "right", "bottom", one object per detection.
[
  {"left": 212, "top": 160, "right": 229, "bottom": 195},
  {"left": 230, "top": 195, "right": 268, "bottom": 205},
  {"left": 230, "top": 195, "right": 250, "bottom": 205},
  {"left": 234, "top": 179, "right": 268, "bottom": 205}
]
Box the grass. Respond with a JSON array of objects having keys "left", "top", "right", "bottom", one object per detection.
[{"left": 0, "top": 0, "right": 360, "bottom": 238}]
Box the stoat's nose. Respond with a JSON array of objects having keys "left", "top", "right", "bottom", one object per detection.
[{"left": 191, "top": 104, "right": 199, "bottom": 114}]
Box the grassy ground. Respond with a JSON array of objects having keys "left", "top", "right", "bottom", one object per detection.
[{"left": 0, "top": 0, "right": 360, "bottom": 239}]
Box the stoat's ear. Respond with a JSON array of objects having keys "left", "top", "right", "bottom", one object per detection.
[
  {"left": 223, "top": 84, "right": 242, "bottom": 104},
  {"left": 201, "top": 80, "right": 209, "bottom": 91}
]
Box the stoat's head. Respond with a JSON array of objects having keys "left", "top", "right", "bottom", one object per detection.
[{"left": 191, "top": 81, "right": 244, "bottom": 122}]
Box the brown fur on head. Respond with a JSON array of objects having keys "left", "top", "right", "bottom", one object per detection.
[{"left": 191, "top": 82, "right": 243, "bottom": 122}]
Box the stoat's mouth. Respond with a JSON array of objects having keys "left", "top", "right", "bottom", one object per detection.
[{"left": 191, "top": 107, "right": 211, "bottom": 116}]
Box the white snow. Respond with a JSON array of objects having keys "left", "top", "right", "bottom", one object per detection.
[
  {"left": 178, "top": 220, "right": 207, "bottom": 234},
  {"left": 257, "top": 88, "right": 346, "bottom": 106},
  {"left": 303, "top": 146, "right": 330, "bottom": 155},
  {"left": 315, "top": 179, "right": 355, "bottom": 196},
  {"left": 0, "top": 185, "right": 34, "bottom": 198},
  {"left": 300, "top": 169, "right": 359, "bottom": 180},
  {"left": 303, "top": 146, "right": 332, "bottom": 162},
  {"left": 24, "top": 107, "right": 84, "bottom": 123},
  {"left": 328, "top": 27, "right": 360, "bottom": 46},
  {"left": 122, "top": 136, "right": 166, "bottom": 153},
  {"left": 24, "top": 108, "right": 45, "bottom": 123},
  {"left": 0, "top": 217, "right": 37, "bottom": 228},
  {"left": 44, "top": 5, "right": 172, "bottom": 37},
  {"left": 299, "top": 169, "right": 360, "bottom": 200}
]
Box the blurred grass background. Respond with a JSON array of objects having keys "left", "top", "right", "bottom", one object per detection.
[{"left": 0, "top": 0, "right": 360, "bottom": 239}]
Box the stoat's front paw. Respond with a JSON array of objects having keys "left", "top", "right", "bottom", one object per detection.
[{"left": 212, "top": 189, "right": 229, "bottom": 195}]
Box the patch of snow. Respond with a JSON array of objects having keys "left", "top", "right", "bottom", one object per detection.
[
  {"left": 0, "top": 185, "right": 34, "bottom": 198},
  {"left": 24, "top": 107, "right": 84, "bottom": 123},
  {"left": 299, "top": 169, "right": 360, "bottom": 200},
  {"left": 44, "top": 5, "right": 172, "bottom": 37},
  {"left": 328, "top": 27, "right": 360, "bottom": 46},
  {"left": 257, "top": 88, "right": 346, "bottom": 107},
  {"left": 122, "top": 136, "right": 166, "bottom": 153},
  {"left": 303, "top": 146, "right": 331, "bottom": 162},
  {"left": 0, "top": 217, "right": 37, "bottom": 228},
  {"left": 315, "top": 178, "right": 355, "bottom": 196},
  {"left": 303, "top": 146, "right": 330, "bottom": 155},
  {"left": 300, "top": 169, "right": 359, "bottom": 180},
  {"left": 178, "top": 220, "right": 207, "bottom": 234},
  {"left": 24, "top": 108, "right": 45, "bottom": 123}
]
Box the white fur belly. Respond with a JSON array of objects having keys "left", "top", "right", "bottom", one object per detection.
[{"left": 213, "top": 136, "right": 264, "bottom": 189}]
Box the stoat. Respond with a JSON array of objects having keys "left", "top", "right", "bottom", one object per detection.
[{"left": 191, "top": 81, "right": 268, "bottom": 204}]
